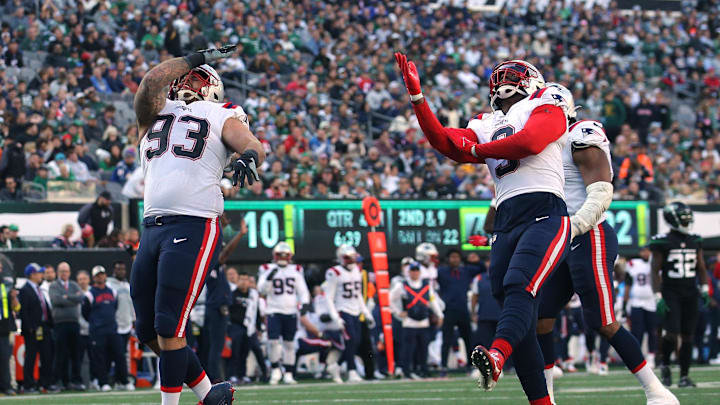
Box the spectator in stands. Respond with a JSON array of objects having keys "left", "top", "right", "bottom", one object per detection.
[
  {"left": 52, "top": 223, "right": 82, "bottom": 249},
  {"left": 66, "top": 146, "right": 94, "bottom": 183},
  {"left": 19, "top": 263, "right": 58, "bottom": 393},
  {"left": 0, "top": 140, "right": 27, "bottom": 182},
  {"left": 106, "top": 261, "right": 134, "bottom": 368},
  {"left": 0, "top": 265, "right": 19, "bottom": 396},
  {"left": 2, "top": 41, "right": 23, "bottom": 67},
  {"left": 437, "top": 249, "right": 484, "bottom": 374},
  {"left": 0, "top": 177, "right": 24, "bottom": 201},
  {"left": 110, "top": 148, "right": 136, "bottom": 185},
  {"left": 49, "top": 262, "right": 85, "bottom": 391},
  {"left": 82, "top": 266, "right": 132, "bottom": 392},
  {"left": 3, "top": 224, "right": 23, "bottom": 249},
  {"left": 78, "top": 191, "right": 114, "bottom": 242},
  {"left": 619, "top": 143, "right": 655, "bottom": 184}
]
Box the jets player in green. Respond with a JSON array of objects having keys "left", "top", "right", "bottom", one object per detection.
[{"left": 650, "top": 201, "right": 711, "bottom": 388}]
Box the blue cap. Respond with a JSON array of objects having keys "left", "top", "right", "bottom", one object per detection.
[
  {"left": 55, "top": 153, "right": 66, "bottom": 161},
  {"left": 409, "top": 262, "right": 420, "bottom": 271},
  {"left": 24, "top": 263, "right": 45, "bottom": 276}
]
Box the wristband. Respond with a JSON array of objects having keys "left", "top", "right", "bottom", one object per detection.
[
  {"left": 701, "top": 284, "right": 709, "bottom": 294},
  {"left": 410, "top": 93, "right": 424, "bottom": 102},
  {"left": 183, "top": 52, "right": 205, "bottom": 69}
]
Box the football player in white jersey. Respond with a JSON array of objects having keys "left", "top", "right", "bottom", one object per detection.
[
  {"left": 623, "top": 246, "right": 658, "bottom": 368},
  {"left": 414, "top": 242, "right": 439, "bottom": 285},
  {"left": 532, "top": 84, "right": 677, "bottom": 405},
  {"left": 256, "top": 242, "right": 310, "bottom": 385},
  {"left": 130, "top": 45, "right": 265, "bottom": 405},
  {"left": 323, "top": 245, "right": 375, "bottom": 383},
  {"left": 397, "top": 54, "right": 569, "bottom": 404}
]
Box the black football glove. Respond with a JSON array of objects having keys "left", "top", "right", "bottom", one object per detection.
[
  {"left": 185, "top": 44, "right": 238, "bottom": 68},
  {"left": 232, "top": 150, "right": 260, "bottom": 188}
]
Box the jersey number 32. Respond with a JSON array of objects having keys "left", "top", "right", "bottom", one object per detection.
[{"left": 492, "top": 127, "right": 518, "bottom": 177}]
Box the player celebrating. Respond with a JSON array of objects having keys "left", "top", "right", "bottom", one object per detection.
[
  {"left": 323, "top": 245, "right": 375, "bottom": 383},
  {"left": 651, "top": 202, "right": 710, "bottom": 388},
  {"left": 130, "top": 45, "right": 265, "bottom": 405},
  {"left": 397, "top": 54, "right": 569, "bottom": 404},
  {"left": 532, "top": 84, "right": 677, "bottom": 405},
  {"left": 257, "top": 242, "right": 311, "bottom": 385},
  {"left": 624, "top": 246, "right": 659, "bottom": 369}
]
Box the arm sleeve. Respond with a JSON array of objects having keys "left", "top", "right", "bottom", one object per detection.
[
  {"left": 389, "top": 283, "right": 403, "bottom": 317},
  {"left": 296, "top": 272, "right": 310, "bottom": 306},
  {"left": 429, "top": 288, "right": 444, "bottom": 318},
  {"left": 413, "top": 100, "right": 485, "bottom": 163},
  {"left": 471, "top": 105, "right": 566, "bottom": 160},
  {"left": 256, "top": 268, "right": 271, "bottom": 296},
  {"left": 322, "top": 271, "right": 340, "bottom": 320}
]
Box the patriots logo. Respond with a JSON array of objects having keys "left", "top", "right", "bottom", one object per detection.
[
  {"left": 581, "top": 128, "right": 597, "bottom": 136},
  {"left": 551, "top": 94, "right": 565, "bottom": 103}
]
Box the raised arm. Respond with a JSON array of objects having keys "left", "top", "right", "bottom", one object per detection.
[
  {"left": 395, "top": 53, "right": 483, "bottom": 164},
  {"left": 135, "top": 45, "right": 238, "bottom": 137}
]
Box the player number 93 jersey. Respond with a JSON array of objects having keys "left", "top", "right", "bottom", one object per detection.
[
  {"left": 140, "top": 99, "right": 247, "bottom": 218},
  {"left": 326, "top": 265, "right": 363, "bottom": 316},
  {"left": 467, "top": 86, "right": 568, "bottom": 207}
]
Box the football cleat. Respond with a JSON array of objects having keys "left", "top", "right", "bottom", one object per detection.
[
  {"left": 646, "top": 386, "right": 680, "bottom": 405},
  {"left": 282, "top": 372, "right": 297, "bottom": 385},
  {"left": 269, "top": 368, "right": 282, "bottom": 385},
  {"left": 327, "top": 364, "right": 343, "bottom": 384},
  {"left": 471, "top": 345, "right": 502, "bottom": 391},
  {"left": 552, "top": 365, "right": 564, "bottom": 379},
  {"left": 598, "top": 362, "right": 609, "bottom": 376},
  {"left": 677, "top": 376, "right": 696, "bottom": 388},
  {"left": 199, "top": 382, "right": 234, "bottom": 405},
  {"left": 661, "top": 366, "right": 672, "bottom": 387},
  {"left": 347, "top": 370, "right": 363, "bottom": 383}
]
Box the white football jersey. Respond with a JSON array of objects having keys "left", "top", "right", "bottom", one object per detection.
[
  {"left": 256, "top": 263, "right": 310, "bottom": 315},
  {"left": 626, "top": 258, "right": 655, "bottom": 312},
  {"left": 467, "top": 86, "right": 568, "bottom": 207},
  {"left": 140, "top": 99, "right": 246, "bottom": 218},
  {"left": 563, "top": 120, "right": 613, "bottom": 220},
  {"left": 325, "top": 265, "right": 363, "bottom": 316}
]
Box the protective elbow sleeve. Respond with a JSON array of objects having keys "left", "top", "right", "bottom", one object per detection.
[{"left": 570, "top": 181, "right": 613, "bottom": 238}]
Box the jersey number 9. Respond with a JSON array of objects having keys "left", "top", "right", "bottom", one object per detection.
[
  {"left": 491, "top": 126, "right": 519, "bottom": 177},
  {"left": 273, "top": 278, "right": 296, "bottom": 295},
  {"left": 146, "top": 114, "right": 210, "bottom": 161}
]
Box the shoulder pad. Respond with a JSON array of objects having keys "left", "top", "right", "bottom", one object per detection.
[
  {"left": 529, "top": 86, "right": 568, "bottom": 110},
  {"left": 261, "top": 263, "right": 270, "bottom": 270},
  {"left": 326, "top": 267, "right": 340, "bottom": 277},
  {"left": 691, "top": 234, "right": 703, "bottom": 243},
  {"left": 296, "top": 265, "right": 304, "bottom": 273},
  {"left": 569, "top": 120, "right": 607, "bottom": 148},
  {"left": 649, "top": 234, "right": 668, "bottom": 244}
]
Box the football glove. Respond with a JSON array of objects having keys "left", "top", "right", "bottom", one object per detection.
[
  {"left": 331, "top": 313, "right": 345, "bottom": 330},
  {"left": 701, "top": 284, "right": 711, "bottom": 307},
  {"left": 655, "top": 293, "right": 669, "bottom": 317},
  {"left": 231, "top": 150, "right": 260, "bottom": 188},
  {"left": 365, "top": 313, "right": 376, "bottom": 329},
  {"left": 184, "top": 44, "right": 238, "bottom": 68},
  {"left": 394, "top": 52, "right": 423, "bottom": 100},
  {"left": 469, "top": 235, "right": 488, "bottom": 247},
  {"left": 447, "top": 131, "right": 480, "bottom": 157}
]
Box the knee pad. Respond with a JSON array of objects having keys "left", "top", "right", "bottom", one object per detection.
[{"left": 282, "top": 340, "right": 296, "bottom": 365}]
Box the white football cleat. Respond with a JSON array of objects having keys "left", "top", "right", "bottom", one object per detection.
[
  {"left": 282, "top": 372, "right": 297, "bottom": 385},
  {"left": 327, "top": 364, "right": 344, "bottom": 384},
  {"left": 646, "top": 386, "right": 680, "bottom": 405},
  {"left": 347, "top": 370, "right": 363, "bottom": 383},
  {"left": 552, "top": 365, "right": 564, "bottom": 379},
  {"left": 101, "top": 384, "right": 112, "bottom": 392},
  {"left": 269, "top": 368, "right": 282, "bottom": 385},
  {"left": 598, "top": 362, "right": 609, "bottom": 376}
]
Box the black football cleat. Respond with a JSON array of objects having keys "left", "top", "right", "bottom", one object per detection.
[
  {"left": 199, "top": 382, "right": 234, "bottom": 405},
  {"left": 661, "top": 365, "right": 672, "bottom": 387},
  {"left": 678, "top": 376, "right": 696, "bottom": 388}
]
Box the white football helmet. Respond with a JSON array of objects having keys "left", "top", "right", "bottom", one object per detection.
[
  {"left": 336, "top": 244, "right": 358, "bottom": 267},
  {"left": 272, "top": 241, "right": 293, "bottom": 267},
  {"left": 489, "top": 60, "right": 545, "bottom": 110},
  {"left": 545, "top": 82, "right": 579, "bottom": 119},
  {"left": 169, "top": 64, "right": 224, "bottom": 103},
  {"left": 415, "top": 242, "right": 439, "bottom": 266}
]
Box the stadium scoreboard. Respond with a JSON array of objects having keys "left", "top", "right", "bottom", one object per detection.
[{"left": 135, "top": 200, "right": 649, "bottom": 262}]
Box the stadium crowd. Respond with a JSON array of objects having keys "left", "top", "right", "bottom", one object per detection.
[{"left": 0, "top": 0, "right": 719, "bottom": 203}]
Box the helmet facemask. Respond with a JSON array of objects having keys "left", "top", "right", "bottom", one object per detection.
[
  {"left": 169, "top": 65, "right": 224, "bottom": 103},
  {"left": 489, "top": 61, "right": 544, "bottom": 111}
]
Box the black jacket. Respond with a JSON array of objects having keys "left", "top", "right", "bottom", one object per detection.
[
  {"left": 19, "top": 282, "right": 53, "bottom": 336},
  {"left": 78, "top": 201, "right": 114, "bottom": 241}
]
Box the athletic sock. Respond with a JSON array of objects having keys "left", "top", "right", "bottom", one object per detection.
[
  {"left": 608, "top": 327, "right": 645, "bottom": 371},
  {"left": 284, "top": 364, "right": 296, "bottom": 374},
  {"left": 529, "top": 396, "right": 552, "bottom": 405},
  {"left": 679, "top": 340, "right": 692, "bottom": 377},
  {"left": 160, "top": 348, "right": 188, "bottom": 405},
  {"left": 185, "top": 347, "right": 211, "bottom": 401},
  {"left": 490, "top": 338, "right": 513, "bottom": 369},
  {"left": 495, "top": 288, "right": 535, "bottom": 353},
  {"left": 537, "top": 332, "right": 556, "bottom": 368},
  {"left": 661, "top": 335, "right": 676, "bottom": 366}
]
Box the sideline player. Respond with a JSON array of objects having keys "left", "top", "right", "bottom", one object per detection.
[
  {"left": 532, "top": 84, "right": 677, "bottom": 405},
  {"left": 130, "top": 45, "right": 265, "bottom": 405},
  {"left": 651, "top": 202, "right": 710, "bottom": 388},
  {"left": 397, "top": 53, "right": 569, "bottom": 405},
  {"left": 623, "top": 246, "right": 658, "bottom": 369},
  {"left": 323, "top": 245, "right": 375, "bottom": 383},
  {"left": 257, "top": 242, "right": 310, "bottom": 385}
]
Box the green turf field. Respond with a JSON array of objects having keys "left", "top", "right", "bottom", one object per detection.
[{"left": 0, "top": 366, "right": 717, "bottom": 404}]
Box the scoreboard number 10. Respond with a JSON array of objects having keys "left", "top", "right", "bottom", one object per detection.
[{"left": 243, "top": 211, "right": 280, "bottom": 249}]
